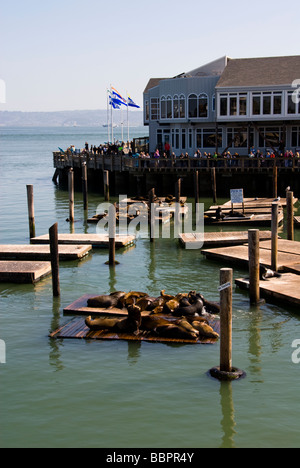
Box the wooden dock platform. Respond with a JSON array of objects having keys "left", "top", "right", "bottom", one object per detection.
[
  {"left": 49, "top": 316, "right": 220, "bottom": 345},
  {"left": 0, "top": 260, "right": 51, "bottom": 283},
  {"left": 204, "top": 197, "right": 297, "bottom": 226},
  {"left": 235, "top": 273, "right": 300, "bottom": 308},
  {"left": 295, "top": 216, "right": 300, "bottom": 227},
  {"left": 0, "top": 244, "right": 92, "bottom": 261},
  {"left": 30, "top": 233, "right": 135, "bottom": 249},
  {"left": 179, "top": 231, "right": 274, "bottom": 249},
  {"left": 202, "top": 239, "right": 300, "bottom": 274}
]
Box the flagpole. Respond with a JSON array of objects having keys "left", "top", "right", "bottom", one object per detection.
[
  {"left": 127, "top": 91, "right": 129, "bottom": 144},
  {"left": 107, "top": 89, "right": 110, "bottom": 144},
  {"left": 110, "top": 85, "right": 114, "bottom": 143}
]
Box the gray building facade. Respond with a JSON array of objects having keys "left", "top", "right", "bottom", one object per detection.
[{"left": 143, "top": 55, "right": 300, "bottom": 156}]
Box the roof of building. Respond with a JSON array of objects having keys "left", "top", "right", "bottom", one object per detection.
[
  {"left": 216, "top": 55, "right": 300, "bottom": 88},
  {"left": 144, "top": 78, "right": 168, "bottom": 93}
]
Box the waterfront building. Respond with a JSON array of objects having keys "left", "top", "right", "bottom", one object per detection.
[{"left": 143, "top": 55, "right": 300, "bottom": 156}]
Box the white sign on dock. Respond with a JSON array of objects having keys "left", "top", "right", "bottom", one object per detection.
[{"left": 230, "top": 189, "right": 244, "bottom": 204}]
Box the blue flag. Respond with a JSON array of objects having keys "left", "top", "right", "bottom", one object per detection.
[
  {"left": 127, "top": 95, "right": 140, "bottom": 108},
  {"left": 109, "top": 96, "right": 120, "bottom": 109}
]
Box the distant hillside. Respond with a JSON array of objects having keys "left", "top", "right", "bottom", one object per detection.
[{"left": 0, "top": 109, "right": 144, "bottom": 127}]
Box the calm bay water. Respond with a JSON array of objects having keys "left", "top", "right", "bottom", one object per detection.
[{"left": 0, "top": 126, "right": 300, "bottom": 448}]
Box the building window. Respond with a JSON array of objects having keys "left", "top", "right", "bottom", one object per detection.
[
  {"left": 230, "top": 95, "right": 237, "bottom": 116},
  {"left": 239, "top": 94, "right": 247, "bottom": 116},
  {"left": 151, "top": 98, "right": 159, "bottom": 120},
  {"left": 258, "top": 127, "right": 282, "bottom": 148},
  {"left": 227, "top": 128, "right": 251, "bottom": 148},
  {"left": 196, "top": 129, "right": 202, "bottom": 148},
  {"left": 273, "top": 94, "right": 282, "bottom": 115},
  {"left": 179, "top": 95, "right": 186, "bottom": 118},
  {"left": 287, "top": 91, "right": 299, "bottom": 115},
  {"left": 188, "top": 94, "right": 198, "bottom": 118},
  {"left": 263, "top": 93, "right": 271, "bottom": 115},
  {"left": 252, "top": 94, "right": 261, "bottom": 115},
  {"left": 220, "top": 95, "right": 228, "bottom": 116},
  {"left": 188, "top": 129, "right": 193, "bottom": 148},
  {"left": 145, "top": 100, "right": 149, "bottom": 121},
  {"left": 292, "top": 127, "right": 300, "bottom": 147},
  {"left": 182, "top": 129, "right": 186, "bottom": 150},
  {"left": 161, "top": 97, "right": 167, "bottom": 119},
  {"left": 166, "top": 96, "right": 172, "bottom": 119},
  {"left": 173, "top": 95, "right": 179, "bottom": 119},
  {"left": 188, "top": 93, "right": 208, "bottom": 118},
  {"left": 198, "top": 94, "right": 208, "bottom": 118}
]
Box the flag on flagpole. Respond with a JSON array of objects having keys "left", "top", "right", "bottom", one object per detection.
[
  {"left": 111, "top": 87, "right": 127, "bottom": 106},
  {"left": 127, "top": 95, "right": 140, "bottom": 108},
  {"left": 109, "top": 95, "right": 121, "bottom": 109}
]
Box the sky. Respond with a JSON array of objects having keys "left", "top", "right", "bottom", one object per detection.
[{"left": 1, "top": 0, "right": 300, "bottom": 112}]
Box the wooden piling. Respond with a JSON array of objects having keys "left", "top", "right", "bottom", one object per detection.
[
  {"left": 273, "top": 165, "right": 278, "bottom": 199},
  {"left": 108, "top": 203, "right": 116, "bottom": 265},
  {"left": 149, "top": 188, "right": 155, "bottom": 243},
  {"left": 271, "top": 203, "right": 278, "bottom": 271},
  {"left": 211, "top": 168, "right": 217, "bottom": 204},
  {"left": 209, "top": 269, "right": 246, "bottom": 380},
  {"left": 82, "top": 163, "right": 88, "bottom": 211},
  {"left": 287, "top": 191, "right": 294, "bottom": 241},
  {"left": 68, "top": 168, "right": 74, "bottom": 223},
  {"left": 175, "top": 178, "right": 181, "bottom": 203},
  {"left": 49, "top": 223, "right": 60, "bottom": 297},
  {"left": 194, "top": 171, "right": 199, "bottom": 206},
  {"left": 26, "top": 185, "right": 36, "bottom": 240},
  {"left": 248, "top": 229, "right": 260, "bottom": 305},
  {"left": 220, "top": 268, "right": 233, "bottom": 373},
  {"left": 104, "top": 170, "right": 110, "bottom": 201}
]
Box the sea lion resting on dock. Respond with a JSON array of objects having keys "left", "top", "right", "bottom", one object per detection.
[
  {"left": 85, "top": 304, "right": 142, "bottom": 335},
  {"left": 260, "top": 266, "right": 282, "bottom": 281},
  {"left": 87, "top": 291, "right": 126, "bottom": 309}
]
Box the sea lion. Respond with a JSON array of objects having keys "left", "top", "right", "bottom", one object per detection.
[
  {"left": 172, "top": 297, "right": 204, "bottom": 317},
  {"left": 118, "top": 291, "right": 148, "bottom": 308},
  {"left": 175, "top": 319, "right": 199, "bottom": 337},
  {"left": 163, "top": 299, "right": 180, "bottom": 314},
  {"left": 85, "top": 303, "right": 142, "bottom": 335},
  {"left": 260, "top": 266, "right": 282, "bottom": 280},
  {"left": 160, "top": 290, "right": 176, "bottom": 302},
  {"left": 156, "top": 324, "right": 198, "bottom": 340},
  {"left": 87, "top": 295, "right": 120, "bottom": 309},
  {"left": 141, "top": 315, "right": 172, "bottom": 332},
  {"left": 191, "top": 321, "right": 219, "bottom": 339},
  {"left": 197, "top": 294, "right": 220, "bottom": 315},
  {"left": 85, "top": 316, "right": 121, "bottom": 331}
]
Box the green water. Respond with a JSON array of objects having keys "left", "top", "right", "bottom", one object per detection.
[{"left": 0, "top": 127, "right": 300, "bottom": 448}]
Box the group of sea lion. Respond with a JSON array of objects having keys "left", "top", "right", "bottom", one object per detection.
[{"left": 85, "top": 290, "right": 220, "bottom": 341}]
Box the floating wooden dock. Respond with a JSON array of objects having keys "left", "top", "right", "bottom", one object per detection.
[
  {"left": 235, "top": 273, "right": 300, "bottom": 308},
  {"left": 31, "top": 233, "right": 135, "bottom": 249},
  {"left": 64, "top": 294, "right": 141, "bottom": 316},
  {"left": 0, "top": 244, "right": 92, "bottom": 261},
  {"left": 179, "top": 231, "right": 274, "bottom": 249},
  {"left": 49, "top": 316, "right": 220, "bottom": 345},
  {"left": 0, "top": 260, "right": 51, "bottom": 283},
  {"left": 295, "top": 216, "right": 300, "bottom": 227},
  {"left": 204, "top": 197, "right": 297, "bottom": 226},
  {"left": 202, "top": 239, "right": 300, "bottom": 275}
]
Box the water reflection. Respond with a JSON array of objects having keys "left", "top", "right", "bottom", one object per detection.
[
  {"left": 219, "top": 381, "right": 237, "bottom": 449},
  {"left": 48, "top": 296, "right": 64, "bottom": 372}
]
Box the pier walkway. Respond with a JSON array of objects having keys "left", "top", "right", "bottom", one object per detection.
[{"left": 53, "top": 152, "right": 300, "bottom": 175}]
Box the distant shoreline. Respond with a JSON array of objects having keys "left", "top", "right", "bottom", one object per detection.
[{"left": 0, "top": 109, "right": 144, "bottom": 128}]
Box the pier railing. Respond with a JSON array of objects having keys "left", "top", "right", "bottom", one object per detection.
[{"left": 53, "top": 152, "right": 300, "bottom": 173}]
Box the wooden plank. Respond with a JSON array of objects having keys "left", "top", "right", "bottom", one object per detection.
[
  {"left": 259, "top": 239, "right": 300, "bottom": 256},
  {"left": 0, "top": 244, "right": 92, "bottom": 261},
  {"left": 0, "top": 260, "right": 51, "bottom": 283},
  {"left": 202, "top": 243, "right": 300, "bottom": 273},
  {"left": 31, "top": 233, "right": 135, "bottom": 249},
  {"left": 50, "top": 317, "right": 220, "bottom": 345},
  {"left": 204, "top": 211, "right": 284, "bottom": 226},
  {"left": 179, "top": 231, "right": 274, "bottom": 249},
  {"left": 235, "top": 273, "right": 300, "bottom": 308},
  {"left": 214, "top": 197, "right": 298, "bottom": 208}
]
